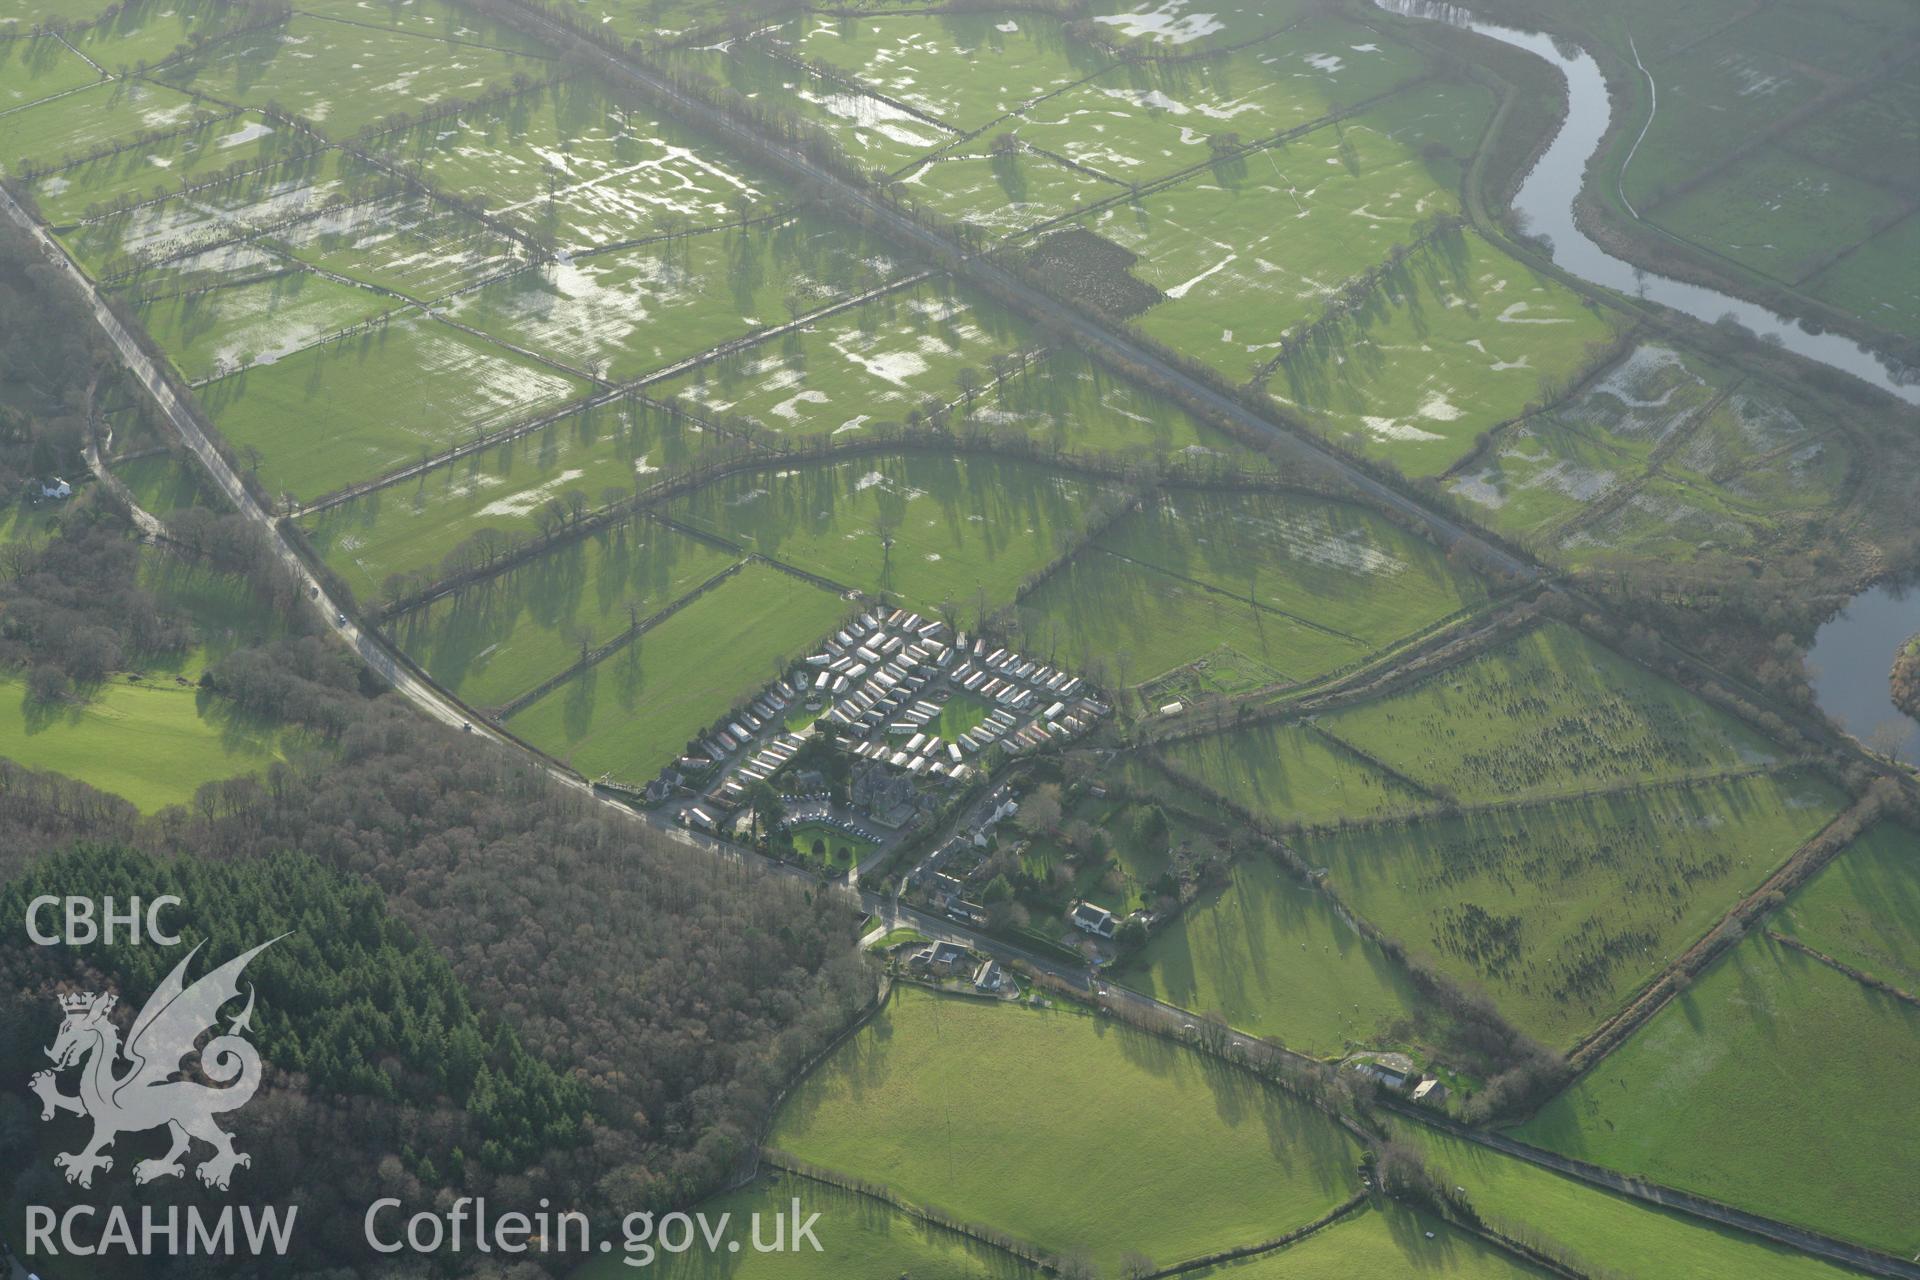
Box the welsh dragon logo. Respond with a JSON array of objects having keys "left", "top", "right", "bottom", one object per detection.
[{"left": 31, "top": 937, "right": 281, "bottom": 1191}]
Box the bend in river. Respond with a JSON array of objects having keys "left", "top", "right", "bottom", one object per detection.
[{"left": 1372, "top": 0, "right": 1920, "bottom": 404}]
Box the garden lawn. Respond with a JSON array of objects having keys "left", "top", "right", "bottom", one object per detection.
[
  {"left": 388, "top": 520, "right": 739, "bottom": 710},
  {"left": 669, "top": 454, "right": 1123, "bottom": 617},
  {"left": 1771, "top": 821, "right": 1920, "bottom": 989},
  {"left": 768, "top": 985, "right": 1359, "bottom": 1274},
  {"left": 301, "top": 398, "right": 727, "bottom": 597},
  {"left": 1316, "top": 622, "right": 1782, "bottom": 803},
  {"left": 446, "top": 212, "right": 905, "bottom": 383},
  {"left": 1162, "top": 719, "right": 1430, "bottom": 827},
  {"left": 572, "top": 1173, "right": 1030, "bottom": 1279},
  {"left": 0, "top": 676, "right": 285, "bottom": 812},
  {"left": 1398, "top": 1125, "right": 1870, "bottom": 1280},
  {"left": 199, "top": 314, "right": 588, "bottom": 502},
  {"left": 505, "top": 562, "right": 847, "bottom": 783},
  {"left": 1120, "top": 854, "right": 1424, "bottom": 1054},
  {"left": 1516, "top": 925, "right": 1920, "bottom": 1257},
  {"left": 1295, "top": 770, "right": 1844, "bottom": 1047},
  {"left": 1263, "top": 228, "right": 1618, "bottom": 478}
]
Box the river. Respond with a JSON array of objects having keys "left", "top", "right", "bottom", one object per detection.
[
  {"left": 1371, "top": 0, "right": 1919, "bottom": 404},
  {"left": 1806, "top": 585, "right": 1920, "bottom": 766}
]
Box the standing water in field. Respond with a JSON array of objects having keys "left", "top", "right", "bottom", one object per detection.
[
  {"left": 1807, "top": 583, "right": 1920, "bottom": 767},
  {"left": 1370, "top": 0, "right": 1920, "bottom": 404}
]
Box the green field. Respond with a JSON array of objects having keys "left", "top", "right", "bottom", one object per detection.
[
  {"left": 0, "top": 35, "right": 100, "bottom": 111},
  {"left": 199, "top": 314, "right": 589, "bottom": 502},
  {"left": 1517, "top": 924, "right": 1920, "bottom": 1255},
  {"left": 668, "top": 453, "right": 1123, "bottom": 618},
  {"left": 654, "top": 279, "right": 1031, "bottom": 440},
  {"left": 573, "top": 1172, "right": 1034, "bottom": 1279},
  {"left": 365, "top": 77, "right": 777, "bottom": 251},
  {"left": 0, "top": 77, "right": 205, "bottom": 175},
  {"left": 446, "top": 213, "right": 905, "bottom": 383},
  {"left": 1179, "top": 1204, "right": 1548, "bottom": 1279},
  {"left": 300, "top": 398, "right": 729, "bottom": 598},
  {"left": 0, "top": 675, "right": 285, "bottom": 812},
  {"left": 898, "top": 138, "right": 1121, "bottom": 235},
  {"left": 1315, "top": 623, "right": 1782, "bottom": 803},
  {"left": 769, "top": 985, "right": 1359, "bottom": 1274},
  {"left": 786, "top": 11, "right": 1111, "bottom": 133},
  {"left": 137, "top": 270, "right": 393, "bottom": 383},
  {"left": 963, "top": 347, "right": 1263, "bottom": 462},
  {"left": 1263, "top": 228, "right": 1619, "bottom": 477},
  {"left": 1080, "top": 80, "right": 1486, "bottom": 383},
  {"left": 279, "top": 191, "right": 532, "bottom": 302},
  {"left": 1119, "top": 853, "right": 1425, "bottom": 1055},
  {"left": 1294, "top": 770, "right": 1844, "bottom": 1046},
  {"left": 506, "top": 562, "right": 848, "bottom": 783},
  {"left": 1771, "top": 822, "right": 1920, "bottom": 989},
  {"left": 24, "top": 109, "right": 299, "bottom": 226},
  {"left": 151, "top": 14, "right": 554, "bottom": 139},
  {"left": 1162, "top": 720, "right": 1431, "bottom": 827},
  {"left": 1014, "top": 16, "right": 1431, "bottom": 183},
  {"left": 388, "top": 519, "right": 740, "bottom": 710},
  {"left": 1399, "top": 1125, "right": 1869, "bottom": 1280},
  {"left": 1023, "top": 482, "right": 1485, "bottom": 694}
]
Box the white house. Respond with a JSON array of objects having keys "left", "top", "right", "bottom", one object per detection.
[{"left": 39, "top": 478, "right": 71, "bottom": 500}]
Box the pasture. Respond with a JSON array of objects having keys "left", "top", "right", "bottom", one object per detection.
[
  {"left": 300, "top": 398, "right": 728, "bottom": 598},
  {"left": 150, "top": 14, "right": 555, "bottom": 139},
  {"left": 1294, "top": 770, "right": 1844, "bottom": 1047},
  {"left": 1517, "top": 925, "right": 1920, "bottom": 1256},
  {"left": 1315, "top": 622, "right": 1782, "bottom": 803},
  {"left": 1761, "top": 820, "right": 1920, "bottom": 998},
  {"left": 279, "top": 191, "right": 532, "bottom": 302},
  {"left": 572, "top": 1172, "right": 1031, "bottom": 1279},
  {"left": 1081, "top": 81, "right": 1484, "bottom": 383},
  {"left": 136, "top": 270, "right": 392, "bottom": 383},
  {"left": 768, "top": 985, "right": 1359, "bottom": 1274},
  {"left": 0, "top": 35, "right": 99, "bottom": 111},
  {"left": 1179, "top": 1204, "right": 1548, "bottom": 1279},
  {"left": 654, "top": 278, "right": 1032, "bottom": 440},
  {"left": 505, "top": 562, "right": 848, "bottom": 784},
  {"left": 24, "top": 110, "right": 293, "bottom": 226},
  {"left": 0, "top": 78, "right": 204, "bottom": 174},
  {"left": 900, "top": 139, "right": 1120, "bottom": 236},
  {"left": 446, "top": 212, "right": 906, "bottom": 383},
  {"left": 666, "top": 453, "right": 1121, "bottom": 618},
  {"left": 0, "top": 675, "right": 285, "bottom": 812},
  {"left": 197, "top": 313, "right": 589, "bottom": 502},
  {"left": 1098, "top": 487, "right": 1487, "bottom": 654},
  {"left": 964, "top": 347, "right": 1262, "bottom": 462},
  {"left": 1013, "top": 17, "right": 1431, "bottom": 184},
  {"left": 1161, "top": 720, "right": 1430, "bottom": 827},
  {"left": 1119, "top": 853, "right": 1425, "bottom": 1054},
  {"left": 1262, "top": 228, "right": 1618, "bottom": 478},
  {"left": 366, "top": 79, "right": 777, "bottom": 251},
  {"left": 1399, "top": 1125, "right": 1869, "bottom": 1280},
  {"left": 386, "top": 520, "right": 740, "bottom": 710},
  {"left": 784, "top": 12, "right": 1111, "bottom": 133}
]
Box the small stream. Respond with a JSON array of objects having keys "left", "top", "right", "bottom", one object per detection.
[
  {"left": 1807, "top": 585, "right": 1920, "bottom": 767},
  {"left": 1371, "top": 0, "right": 1919, "bottom": 404}
]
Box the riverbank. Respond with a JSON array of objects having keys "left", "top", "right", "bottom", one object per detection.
[{"left": 1894, "top": 635, "right": 1920, "bottom": 722}]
